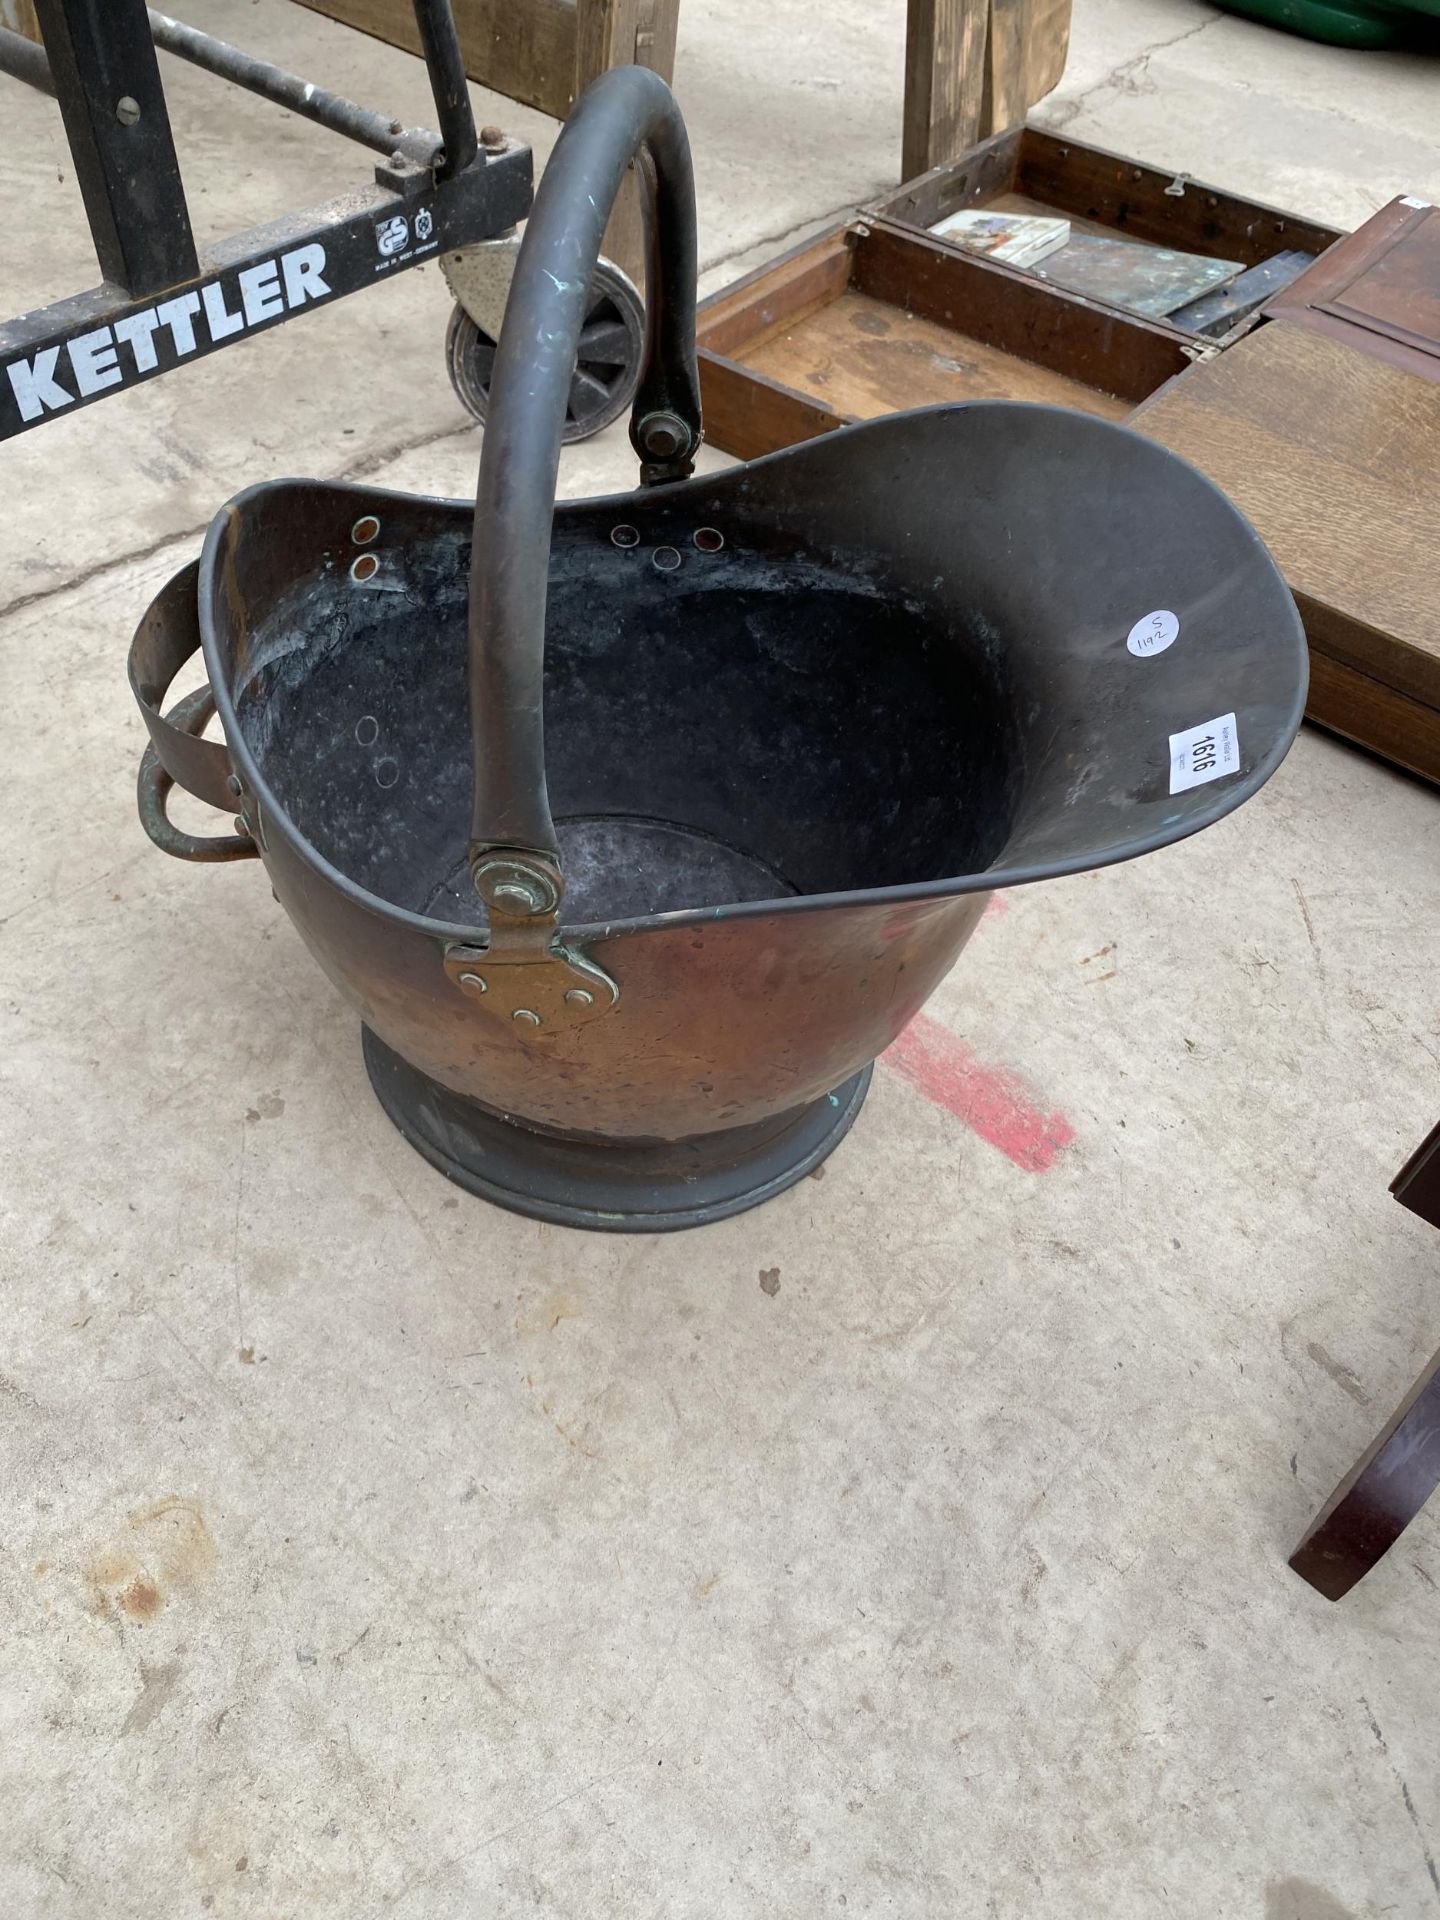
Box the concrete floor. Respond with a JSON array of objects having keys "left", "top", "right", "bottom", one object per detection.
[{"left": 2, "top": 4, "right": 1439, "bottom": 1915}]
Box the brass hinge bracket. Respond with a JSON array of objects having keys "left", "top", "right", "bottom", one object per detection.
[{"left": 443, "top": 933, "right": 619, "bottom": 1039}]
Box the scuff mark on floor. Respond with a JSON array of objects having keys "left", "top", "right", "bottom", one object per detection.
[
  {"left": 120, "top": 1660, "right": 181, "bottom": 1736},
  {"left": 1305, "top": 1341, "right": 1370, "bottom": 1406}
]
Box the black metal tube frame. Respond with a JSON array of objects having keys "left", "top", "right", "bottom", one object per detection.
[
  {"left": 0, "top": 23, "right": 55, "bottom": 94},
  {"left": 146, "top": 10, "right": 441, "bottom": 169},
  {"left": 0, "top": 0, "right": 515, "bottom": 440}
]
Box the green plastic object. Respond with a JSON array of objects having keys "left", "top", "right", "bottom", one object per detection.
[{"left": 1215, "top": 0, "right": 1440, "bottom": 49}]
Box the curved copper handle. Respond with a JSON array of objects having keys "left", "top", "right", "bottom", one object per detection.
[
  {"left": 128, "top": 560, "right": 258, "bottom": 863},
  {"left": 466, "top": 65, "right": 701, "bottom": 928},
  {"left": 137, "top": 686, "right": 258, "bottom": 864}
]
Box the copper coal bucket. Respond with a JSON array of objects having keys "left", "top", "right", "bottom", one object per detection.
[{"left": 129, "top": 70, "right": 1308, "bottom": 1229}]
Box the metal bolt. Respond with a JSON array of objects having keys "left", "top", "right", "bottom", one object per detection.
[
  {"left": 480, "top": 125, "right": 505, "bottom": 150},
  {"left": 473, "top": 858, "right": 558, "bottom": 917},
  {"left": 492, "top": 881, "right": 541, "bottom": 914},
  {"left": 512, "top": 1008, "right": 541, "bottom": 1027},
  {"left": 564, "top": 988, "right": 594, "bottom": 1007},
  {"left": 233, "top": 817, "right": 250, "bottom": 838},
  {"left": 390, "top": 149, "right": 406, "bottom": 168},
  {"left": 116, "top": 96, "right": 141, "bottom": 126},
  {"left": 226, "top": 774, "right": 243, "bottom": 798},
  {"left": 639, "top": 411, "right": 689, "bottom": 459},
  {"left": 457, "top": 971, "right": 487, "bottom": 994}
]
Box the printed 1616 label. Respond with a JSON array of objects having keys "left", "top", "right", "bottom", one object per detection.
[{"left": 1169, "top": 713, "right": 1240, "bottom": 794}]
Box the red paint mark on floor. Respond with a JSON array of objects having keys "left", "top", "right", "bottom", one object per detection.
[{"left": 883, "top": 1013, "right": 1074, "bottom": 1172}]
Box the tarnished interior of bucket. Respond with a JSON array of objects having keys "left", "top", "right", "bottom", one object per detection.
[
  {"left": 199, "top": 61, "right": 1305, "bottom": 941},
  {"left": 226, "top": 486, "right": 1019, "bottom": 928},
  {"left": 212, "top": 375, "right": 1305, "bottom": 937}
]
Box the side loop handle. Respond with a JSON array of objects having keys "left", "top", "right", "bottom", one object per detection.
[
  {"left": 128, "top": 559, "right": 242, "bottom": 813},
  {"left": 128, "top": 560, "right": 258, "bottom": 863},
  {"left": 138, "top": 689, "right": 259, "bottom": 864}
]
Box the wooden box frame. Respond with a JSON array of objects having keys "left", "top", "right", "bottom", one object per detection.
[
  {"left": 697, "top": 218, "right": 1194, "bottom": 461},
  {"left": 868, "top": 126, "right": 1344, "bottom": 342}
]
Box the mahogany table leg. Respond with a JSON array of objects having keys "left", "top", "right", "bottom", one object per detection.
[
  {"left": 1290, "top": 1121, "right": 1440, "bottom": 1600},
  {"left": 1392, "top": 1121, "right": 1440, "bottom": 1233},
  {"left": 1290, "top": 1347, "right": 1440, "bottom": 1599}
]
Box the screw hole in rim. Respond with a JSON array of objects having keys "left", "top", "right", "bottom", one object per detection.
[
  {"left": 652, "top": 546, "right": 682, "bottom": 571},
  {"left": 351, "top": 553, "right": 379, "bottom": 584},
  {"left": 352, "top": 515, "right": 381, "bottom": 545},
  {"left": 693, "top": 527, "right": 724, "bottom": 552},
  {"left": 610, "top": 524, "right": 640, "bottom": 548}
]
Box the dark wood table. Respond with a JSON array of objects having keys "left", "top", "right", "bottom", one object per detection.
[
  {"left": 1133, "top": 197, "right": 1440, "bottom": 787},
  {"left": 1290, "top": 1123, "right": 1440, "bottom": 1600}
]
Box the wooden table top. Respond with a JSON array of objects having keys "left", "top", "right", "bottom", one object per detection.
[{"left": 1133, "top": 319, "right": 1440, "bottom": 715}]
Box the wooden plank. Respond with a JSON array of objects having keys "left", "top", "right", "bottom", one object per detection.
[
  {"left": 738, "top": 287, "right": 1129, "bottom": 422},
  {"left": 874, "top": 127, "right": 1023, "bottom": 234},
  {"left": 0, "top": 2, "right": 40, "bottom": 40},
  {"left": 697, "top": 230, "right": 855, "bottom": 357},
  {"left": 698, "top": 350, "right": 848, "bottom": 460},
  {"left": 902, "top": 0, "right": 988, "bottom": 181},
  {"left": 293, "top": 0, "right": 577, "bottom": 121},
  {"left": 1133, "top": 321, "right": 1440, "bottom": 714},
  {"left": 575, "top": 0, "right": 680, "bottom": 285},
  {"left": 989, "top": 189, "right": 1125, "bottom": 241},
  {"left": 1016, "top": 129, "right": 1341, "bottom": 266},
  {"left": 875, "top": 127, "right": 1341, "bottom": 267},
  {"left": 982, "top": 0, "right": 1070, "bottom": 135},
  {"left": 1305, "top": 651, "right": 1440, "bottom": 787},
  {"left": 854, "top": 220, "right": 1191, "bottom": 403},
  {"left": 1331, "top": 211, "right": 1440, "bottom": 350},
  {"left": 638, "top": 0, "right": 680, "bottom": 79},
  {"left": 1266, "top": 197, "right": 1440, "bottom": 384}
]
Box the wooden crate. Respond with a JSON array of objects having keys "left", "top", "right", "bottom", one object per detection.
[
  {"left": 870, "top": 126, "right": 1343, "bottom": 342},
  {"left": 697, "top": 219, "right": 1194, "bottom": 462}
]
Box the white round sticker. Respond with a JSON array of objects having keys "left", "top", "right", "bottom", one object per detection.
[{"left": 1127, "top": 609, "right": 1179, "bottom": 657}]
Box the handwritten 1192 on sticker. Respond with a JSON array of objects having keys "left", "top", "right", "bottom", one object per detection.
[{"left": 1128, "top": 609, "right": 1179, "bottom": 657}]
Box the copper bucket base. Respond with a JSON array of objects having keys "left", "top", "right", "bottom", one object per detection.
[{"left": 363, "top": 1028, "right": 871, "bottom": 1232}]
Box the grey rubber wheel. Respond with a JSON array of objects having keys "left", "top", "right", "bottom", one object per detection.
[{"left": 445, "top": 257, "right": 645, "bottom": 443}]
